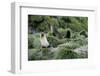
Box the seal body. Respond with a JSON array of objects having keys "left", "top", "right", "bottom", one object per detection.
[{"left": 40, "top": 33, "right": 49, "bottom": 48}]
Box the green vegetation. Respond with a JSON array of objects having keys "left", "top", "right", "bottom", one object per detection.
[{"left": 28, "top": 15, "right": 88, "bottom": 61}]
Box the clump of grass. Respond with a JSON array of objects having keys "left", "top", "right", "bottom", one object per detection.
[
  {"left": 47, "top": 36, "right": 67, "bottom": 47},
  {"left": 28, "top": 34, "right": 34, "bottom": 48},
  {"left": 28, "top": 49, "right": 42, "bottom": 60},
  {"left": 58, "top": 42, "right": 80, "bottom": 49},
  {"left": 54, "top": 47, "right": 79, "bottom": 59},
  {"left": 28, "top": 48, "right": 55, "bottom": 60}
]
